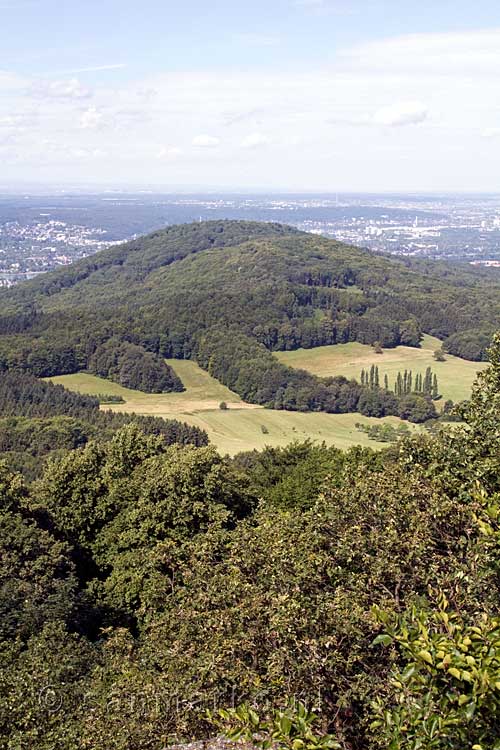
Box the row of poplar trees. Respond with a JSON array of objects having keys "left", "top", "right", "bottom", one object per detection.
[{"left": 360, "top": 365, "right": 440, "bottom": 399}]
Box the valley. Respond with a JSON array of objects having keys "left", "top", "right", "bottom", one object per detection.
[
  {"left": 49, "top": 360, "right": 423, "bottom": 454},
  {"left": 5, "top": 0, "right": 500, "bottom": 743},
  {"left": 2, "top": 219, "right": 499, "bottom": 749}
]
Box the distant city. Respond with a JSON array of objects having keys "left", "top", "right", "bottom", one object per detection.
[{"left": 1, "top": 192, "right": 499, "bottom": 287}]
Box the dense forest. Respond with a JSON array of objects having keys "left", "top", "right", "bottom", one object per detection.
[
  {"left": 1, "top": 329, "right": 499, "bottom": 749},
  {"left": 0, "top": 371, "right": 207, "bottom": 479},
  {"left": 88, "top": 338, "right": 184, "bottom": 393},
  {"left": 0, "top": 221, "right": 498, "bottom": 420}
]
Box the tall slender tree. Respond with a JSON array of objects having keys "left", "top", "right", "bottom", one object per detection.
[
  {"left": 424, "top": 366, "right": 433, "bottom": 395},
  {"left": 369, "top": 365, "right": 375, "bottom": 389},
  {"left": 395, "top": 372, "right": 403, "bottom": 396},
  {"left": 432, "top": 373, "right": 439, "bottom": 399}
]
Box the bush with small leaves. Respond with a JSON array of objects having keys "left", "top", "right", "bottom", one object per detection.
[
  {"left": 210, "top": 701, "right": 341, "bottom": 750},
  {"left": 371, "top": 592, "right": 500, "bottom": 750}
]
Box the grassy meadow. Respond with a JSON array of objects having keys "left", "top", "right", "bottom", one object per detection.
[
  {"left": 276, "top": 334, "right": 486, "bottom": 405},
  {"left": 48, "top": 360, "right": 423, "bottom": 455}
]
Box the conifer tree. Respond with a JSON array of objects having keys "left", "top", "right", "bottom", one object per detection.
[
  {"left": 432, "top": 373, "right": 439, "bottom": 399},
  {"left": 384, "top": 373, "right": 389, "bottom": 391},
  {"left": 369, "top": 365, "right": 375, "bottom": 389},
  {"left": 424, "top": 366, "right": 432, "bottom": 395},
  {"left": 374, "top": 365, "right": 380, "bottom": 389},
  {"left": 403, "top": 370, "right": 408, "bottom": 394},
  {"left": 395, "top": 372, "right": 403, "bottom": 396}
]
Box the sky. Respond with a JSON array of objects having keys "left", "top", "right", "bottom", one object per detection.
[{"left": 1, "top": 0, "right": 499, "bottom": 192}]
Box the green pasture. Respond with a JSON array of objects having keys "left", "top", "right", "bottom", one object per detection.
[
  {"left": 276, "top": 334, "right": 486, "bottom": 404},
  {"left": 48, "top": 360, "right": 422, "bottom": 455}
]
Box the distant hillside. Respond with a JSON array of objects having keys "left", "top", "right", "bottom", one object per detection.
[{"left": 0, "top": 220, "right": 498, "bottom": 420}]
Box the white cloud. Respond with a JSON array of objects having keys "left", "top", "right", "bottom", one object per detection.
[
  {"left": 0, "top": 113, "right": 35, "bottom": 129},
  {"left": 192, "top": 134, "right": 220, "bottom": 148},
  {"left": 46, "top": 64, "right": 126, "bottom": 75},
  {"left": 373, "top": 101, "right": 428, "bottom": 127},
  {"left": 157, "top": 146, "right": 183, "bottom": 158},
  {"left": 79, "top": 106, "right": 105, "bottom": 130},
  {"left": 340, "top": 29, "right": 500, "bottom": 76},
  {"left": 2, "top": 28, "right": 500, "bottom": 190},
  {"left": 33, "top": 77, "right": 91, "bottom": 99},
  {"left": 481, "top": 127, "right": 500, "bottom": 138},
  {"left": 0, "top": 70, "right": 29, "bottom": 92},
  {"left": 241, "top": 132, "right": 271, "bottom": 149},
  {"left": 71, "top": 147, "right": 107, "bottom": 159}
]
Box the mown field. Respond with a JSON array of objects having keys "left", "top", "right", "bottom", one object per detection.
[
  {"left": 276, "top": 334, "right": 486, "bottom": 404},
  {"left": 48, "top": 360, "right": 422, "bottom": 455}
]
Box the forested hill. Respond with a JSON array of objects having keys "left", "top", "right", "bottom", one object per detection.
[{"left": 0, "top": 220, "right": 499, "bottom": 417}]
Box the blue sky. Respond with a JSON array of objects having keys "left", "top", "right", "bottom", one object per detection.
[{"left": 1, "top": 0, "right": 500, "bottom": 190}]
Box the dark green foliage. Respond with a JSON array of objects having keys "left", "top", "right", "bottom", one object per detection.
[
  {"left": 356, "top": 421, "right": 411, "bottom": 443},
  {"left": 88, "top": 338, "right": 184, "bottom": 393},
  {"left": 0, "top": 371, "right": 208, "bottom": 478},
  {"left": 95, "top": 393, "right": 125, "bottom": 404},
  {"left": 397, "top": 393, "right": 437, "bottom": 423},
  {"left": 0, "top": 371, "right": 207, "bottom": 445},
  {"left": 0, "top": 220, "right": 498, "bottom": 418},
  {"left": 0, "top": 415, "right": 90, "bottom": 455},
  {"left": 368, "top": 364, "right": 380, "bottom": 389},
  {"left": 444, "top": 327, "right": 494, "bottom": 361},
  {"left": 233, "top": 440, "right": 379, "bottom": 511},
  {"left": 0, "top": 369, "right": 101, "bottom": 418},
  {"left": 358, "top": 388, "right": 397, "bottom": 417},
  {"left": 0, "top": 463, "right": 86, "bottom": 643},
  {"left": 0, "top": 336, "right": 499, "bottom": 748},
  {"left": 388, "top": 367, "right": 440, "bottom": 412},
  {"left": 1, "top": 222, "right": 500, "bottom": 747}
]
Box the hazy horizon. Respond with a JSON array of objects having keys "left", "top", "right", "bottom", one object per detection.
[{"left": 2, "top": 0, "right": 499, "bottom": 192}]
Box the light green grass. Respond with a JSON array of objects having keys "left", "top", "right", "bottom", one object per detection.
[
  {"left": 49, "top": 361, "right": 246, "bottom": 413},
  {"left": 276, "top": 334, "right": 486, "bottom": 404},
  {"left": 47, "top": 361, "right": 422, "bottom": 455}
]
